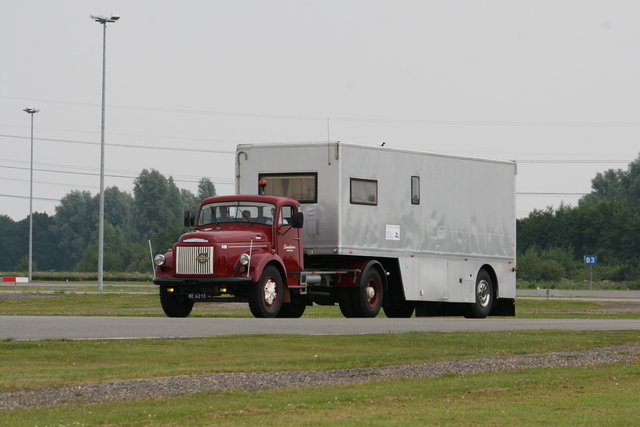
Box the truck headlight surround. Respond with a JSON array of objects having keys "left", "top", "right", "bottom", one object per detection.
[
  {"left": 239, "top": 253, "right": 250, "bottom": 266},
  {"left": 154, "top": 254, "right": 166, "bottom": 266}
]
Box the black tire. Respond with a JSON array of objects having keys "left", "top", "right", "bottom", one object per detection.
[
  {"left": 276, "top": 300, "right": 307, "bottom": 318},
  {"left": 160, "top": 286, "right": 193, "bottom": 318},
  {"left": 248, "top": 265, "right": 283, "bottom": 318},
  {"left": 350, "top": 267, "right": 384, "bottom": 318},
  {"left": 338, "top": 287, "right": 357, "bottom": 318},
  {"left": 467, "top": 269, "right": 494, "bottom": 318},
  {"left": 383, "top": 303, "right": 414, "bottom": 318}
]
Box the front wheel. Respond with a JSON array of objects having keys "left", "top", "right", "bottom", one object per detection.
[
  {"left": 248, "top": 265, "right": 283, "bottom": 318},
  {"left": 160, "top": 286, "right": 193, "bottom": 318},
  {"left": 467, "top": 269, "right": 494, "bottom": 318}
]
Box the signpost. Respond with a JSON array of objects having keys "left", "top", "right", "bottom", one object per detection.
[{"left": 584, "top": 255, "right": 597, "bottom": 290}]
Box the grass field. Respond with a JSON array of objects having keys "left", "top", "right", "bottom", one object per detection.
[
  {"left": 1, "top": 330, "right": 636, "bottom": 391},
  {"left": 1, "top": 285, "right": 639, "bottom": 425},
  {"left": 1, "top": 330, "right": 639, "bottom": 426},
  {"left": 1, "top": 289, "right": 640, "bottom": 319},
  {"left": 6, "top": 363, "right": 638, "bottom": 426}
]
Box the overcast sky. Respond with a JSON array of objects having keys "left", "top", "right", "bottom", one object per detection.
[{"left": 2, "top": 1, "right": 639, "bottom": 221}]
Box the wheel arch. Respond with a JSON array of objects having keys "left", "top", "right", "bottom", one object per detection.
[
  {"left": 479, "top": 264, "right": 499, "bottom": 299},
  {"left": 360, "top": 259, "right": 387, "bottom": 288},
  {"left": 377, "top": 258, "right": 404, "bottom": 307},
  {"left": 480, "top": 263, "right": 516, "bottom": 316},
  {"left": 248, "top": 253, "right": 287, "bottom": 283}
]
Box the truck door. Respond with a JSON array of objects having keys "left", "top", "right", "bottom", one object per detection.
[{"left": 275, "top": 204, "right": 303, "bottom": 272}]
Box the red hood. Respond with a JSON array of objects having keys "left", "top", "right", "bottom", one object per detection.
[{"left": 178, "top": 228, "right": 270, "bottom": 244}]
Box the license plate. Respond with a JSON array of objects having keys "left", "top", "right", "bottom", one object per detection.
[{"left": 188, "top": 293, "right": 208, "bottom": 300}]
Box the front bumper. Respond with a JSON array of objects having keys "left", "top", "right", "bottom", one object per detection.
[
  {"left": 153, "top": 276, "right": 253, "bottom": 286},
  {"left": 153, "top": 276, "right": 254, "bottom": 303}
]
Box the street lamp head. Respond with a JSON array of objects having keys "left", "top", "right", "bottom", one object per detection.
[
  {"left": 90, "top": 14, "right": 121, "bottom": 23},
  {"left": 23, "top": 108, "right": 40, "bottom": 114}
]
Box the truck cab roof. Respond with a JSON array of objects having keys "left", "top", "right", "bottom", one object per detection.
[{"left": 200, "top": 194, "right": 299, "bottom": 208}]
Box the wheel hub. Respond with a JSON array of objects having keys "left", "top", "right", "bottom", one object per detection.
[
  {"left": 366, "top": 285, "right": 376, "bottom": 300},
  {"left": 365, "top": 281, "right": 379, "bottom": 307},
  {"left": 477, "top": 280, "right": 490, "bottom": 307},
  {"left": 264, "top": 278, "right": 277, "bottom": 307}
]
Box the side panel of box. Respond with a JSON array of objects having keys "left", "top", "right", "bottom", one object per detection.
[{"left": 337, "top": 145, "right": 516, "bottom": 260}]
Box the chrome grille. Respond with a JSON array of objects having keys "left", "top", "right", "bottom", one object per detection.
[{"left": 176, "top": 246, "right": 214, "bottom": 275}]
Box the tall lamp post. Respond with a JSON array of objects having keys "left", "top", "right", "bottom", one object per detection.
[
  {"left": 23, "top": 108, "right": 39, "bottom": 283},
  {"left": 91, "top": 14, "right": 120, "bottom": 292}
]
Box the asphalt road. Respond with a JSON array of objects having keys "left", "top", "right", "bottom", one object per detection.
[
  {"left": 1, "top": 316, "right": 639, "bottom": 341},
  {"left": 1, "top": 289, "right": 639, "bottom": 341}
]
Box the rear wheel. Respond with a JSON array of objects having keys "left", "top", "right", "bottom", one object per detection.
[
  {"left": 383, "top": 302, "right": 414, "bottom": 318},
  {"left": 276, "top": 300, "right": 307, "bottom": 318},
  {"left": 467, "top": 269, "right": 494, "bottom": 318},
  {"left": 248, "top": 265, "right": 283, "bottom": 318},
  {"left": 160, "top": 286, "right": 193, "bottom": 318},
  {"left": 338, "top": 288, "right": 356, "bottom": 318},
  {"left": 350, "top": 267, "right": 384, "bottom": 318}
]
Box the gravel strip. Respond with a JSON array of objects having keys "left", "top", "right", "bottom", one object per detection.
[{"left": 2, "top": 343, "right": 639, "bottom": 411}]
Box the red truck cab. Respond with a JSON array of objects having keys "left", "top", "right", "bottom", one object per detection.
[{"left": 153, "top": 194, "right": 304, "bottom": 318}]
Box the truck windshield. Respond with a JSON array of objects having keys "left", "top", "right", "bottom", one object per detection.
[{"left": 198, "top": 201, "right": 276, "bottom": 226}]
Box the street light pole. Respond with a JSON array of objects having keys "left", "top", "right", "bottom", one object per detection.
[
  {"left": 91, "top": 14, "right": 120, "bottom": 292},
  {"left": 23, "top": 108, "right": 39, "bottom": 283}
]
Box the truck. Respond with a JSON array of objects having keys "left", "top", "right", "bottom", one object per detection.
[{"left": 153, "top": 142, "right": 517, "bottom": 319}]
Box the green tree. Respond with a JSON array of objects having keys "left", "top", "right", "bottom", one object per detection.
[
  {"left": 516, "top": 246, "right": 574, "bottom": 283},
  {"left": 516, "top": 205, "right": 573, "bottom": 252},
  {"left": 151, "top": 226, "right": 188, "bottom": 256},
  {"left": 583, "top": 153, "right": 640, "bottom": 204},
  {"left": 516, "top": 246, "right": 544, "bottom": 283},
  {"left": 625, "top": 156, "right": 640, "bottom": 202},
  {"left": 129, "top": 226, "right": 189, "bottom": 274},
  {"left": 101, "top": 186, "right": 134, "bottom": 239},
  {"left": 15, "top": 256, "right": 37, "bottom": 273},
  {"left": 180, "top": 189, "right": 199, "bottom": 214},
  {"left": 75, "top": 222, "right": 130, "bottom": 272},
  {"left": 518, "top": 182, "right": 640, "bottom": 282},
  {"left": 133, "top": 169, "right": 183, "bottom": 240},
  {"left": 0, "top": 215, "right": 20, "bottom": 271},
  {"left": 167, "top": 176, "right": 182, "bottom": 220},
  {"left": 50, "top": 191, "right": 97, "bottom": 270},
  {"left": 29, "top": 212, "right": 58, "bottom": 271},
  {"left": 1, "top": 170, "right": 211, "bottom": 274},
  {"left": 125, "top": 241, "right": 155, "bottom": 274},
  {"left": 1, "top": 212, "right": 63, "bottom": 272},
  {"left": 583, "top": 169, "right": 626, "bottom": 203},
  {"left": 197, "top": 177, "right": 217, "bottom": 200}
]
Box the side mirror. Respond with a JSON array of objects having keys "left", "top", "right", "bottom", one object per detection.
[
  {"left": 184, "top": 210, "right": 195, "bottom": 227},
  {"left": 291, "top": 212, "right": 304, "bottom": 228}
]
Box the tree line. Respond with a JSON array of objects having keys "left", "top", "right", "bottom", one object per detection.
[
  {"left": 0, "top": 169, "right": 216, "bottom": 274},
  {"left": 517, "top": 154, "right": 640, "bottom": 286}
]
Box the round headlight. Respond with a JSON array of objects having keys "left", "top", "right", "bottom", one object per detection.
[
  {"left": 239, "top": 253, "right": 250, "bottom": 266},
  {"left": 154, "top": 254, "right": 166, "bottom": 266}
]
